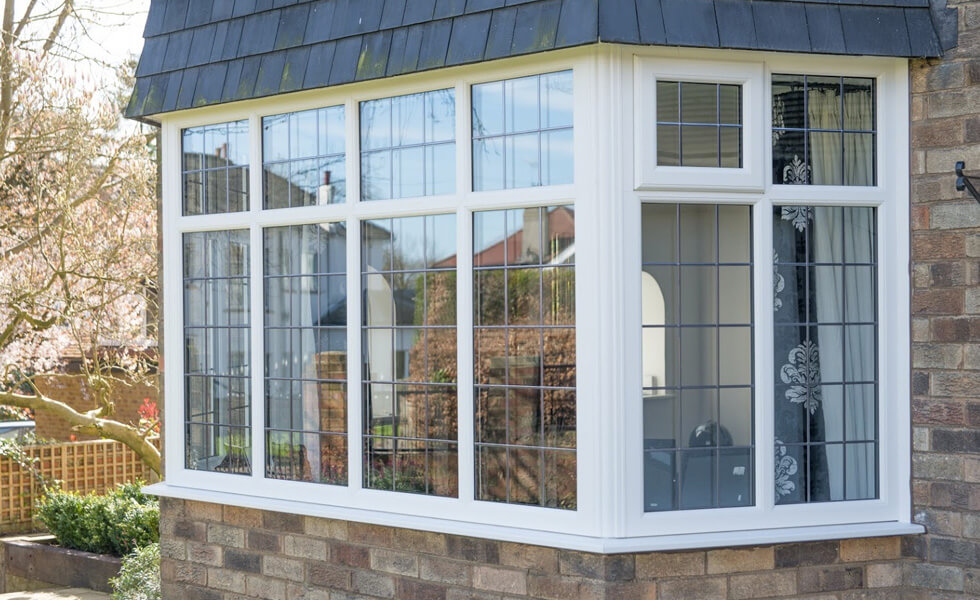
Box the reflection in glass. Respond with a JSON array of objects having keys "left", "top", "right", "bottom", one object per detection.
[
  {"left": 473, "top": 71, "right": 573, "bottom": 191},
  {"left": 772, "top": 75, "right": 875, "bottom": 186},
  {"left": 360, "top": 89, "right": 456, "bottom": 201},
  {"left": 182, "top": 121, "right": 250, "bottom": 215},
  {"left": 263, "top": 106, "right": 346, "bottom": 209},
  {"left": 362, "top": 215, "right": 458, "bottom": 497},
  {"left": 656, "top": 81, "right": 742, "bottom": 168},
  {"left": 641, "top": 204, "right": 754, "bottom": 512},
  {"left": 263, "top": 223, "right": 348, "bottom": 484},
  {"left": 183, "top": 230, "right": 251, "bottom": 475},
  {"left": 773, "top": 206, "right": 878, "bottom": 504},
  {"left": 474, "top": 205, "right": 577, "bottom": 510}
]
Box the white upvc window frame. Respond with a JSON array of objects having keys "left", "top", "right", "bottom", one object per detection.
[{"left": 151, "top": 44, "right": 918, "bottom": 553}]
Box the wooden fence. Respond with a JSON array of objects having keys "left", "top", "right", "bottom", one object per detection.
[{"left": 0, "top": 439, "right": 155, "bottom": 533}]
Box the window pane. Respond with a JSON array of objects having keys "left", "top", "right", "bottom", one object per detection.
[
  {"left": 475, "top": 205, "right": 576, "bottom": 510},
  {"left": 773, "top": 205, "right": 878, "bottom": 505},
  {"left": 361, "top": 89, "right": 456, "bottom": 201},
  {"left": 656, "top": 82, "right": 742, "bottom": 168},
  {"left": 642, "top": 204, "right": 753, "bottom": 512},
  {"left": 773, "top": 74, "right": 875, "bottom": 187},
  {"left": 182, "top": 121, "right": 249, "bottom": 215},
  {"left": 184, "top": 231, "right": 251, "bottom": 475},
  {"left": 263, "top": 106, "right": 346, "bottom": 209},
  {"left": 264, "top": 224, "right": 347, "bottom": 485},
  {"left": 473, "top": 71, "right": 573, "bottom": 191},
  {"left": 362, "top": 215, "right": 458, "bottom": 497}
]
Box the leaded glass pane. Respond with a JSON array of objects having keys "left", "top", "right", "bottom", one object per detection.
[
  {"left": 656, "top": 82, "right": 742, "bottom": 168},
  {"left": 474, "top": 206, "right": 577, "bottom": 510},
  {"left": 642, "top": 204, "right": 754, "bottom": 512},
  {"left": 182, "top": 121, "right": 250, "bottom": 215},
  {"left": 263, "top": 106, "right": 346, "bottom": 208},
  {"left": 773, "top": 206, "right": 878, "bottom": 504}
]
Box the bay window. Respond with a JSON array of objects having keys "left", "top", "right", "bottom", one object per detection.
[{"left": 161, "top": 49, "right": 913, "bottom": 551}]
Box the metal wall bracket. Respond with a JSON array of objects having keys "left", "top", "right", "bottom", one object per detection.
[{"left": 956, "top": 161, "right": 980, "bottom": 204}]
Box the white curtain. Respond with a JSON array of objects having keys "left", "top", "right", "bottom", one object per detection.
[
  {"left": 808, "top": 88, "right": 841, "bottom": 185},
  {"left": 843, "top": 88, "right": 874, "bottom": 186}
]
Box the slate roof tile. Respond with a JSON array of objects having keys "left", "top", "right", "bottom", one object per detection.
[{"left": 127, "top": 0, "right": 952, "bottom": 119}]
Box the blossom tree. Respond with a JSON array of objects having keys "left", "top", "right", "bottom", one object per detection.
[{"left": 0, "top": 0, "right": 160, "bottom": 473}]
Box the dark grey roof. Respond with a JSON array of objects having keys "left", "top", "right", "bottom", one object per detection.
[{"left": 126, "top": 0, "right": 957, "bottom": 121}]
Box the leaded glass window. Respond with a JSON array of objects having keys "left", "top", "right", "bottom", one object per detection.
[
  {"left": 264, "top": 224, "right": 348, "bottom": 485},
  {"left": 772, "top": 75, "right": 876, "bottom": 186},
  {"left": 263, "top": 106, "right": 346, "bottom": 208},
  {"left": 360, "top": 90, "right": 456, "bottom": 201},
  {"left": 472, "top": 71, "right": 573, "bottom": 191},
  {"left": 362, "top": 215, "right": 459, "bottom": 497},
  {"left": 641, "top": 204, "right": 754, "bottom": 511},
  {"left": 656, "top": 81, "right": 742, "bottom": 168},
  {"left": 183, "top": 230, "right": 251, "bottom": 474},
  {"left": 474, "top": 206, "right": 577, "bottom": 510},
  {"left": 182, "top": 121, "right": 250, "bottom": 215},
  {"left": 773, "top": 206, "right": 878, "bottom": 504}
]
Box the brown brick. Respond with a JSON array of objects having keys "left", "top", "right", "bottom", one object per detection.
[
  {"left": 223, "top": 506, "right": 263, "bottom": 529},
  {"left": 304, "top": 516, "right": 348, "bottom": 541},
  {"left": 635, "top": 551, "right": 705, "bottom": 578},
  {"left": 207, "top": 523, "right": 245, "bottom": 548},
  {"left": 263, "top": 511, "right": 305, "bottom": 534},
  {"left": 915, "top": 508, "right": 964, "bottom": 537},
  {"left": 332, "top": 542, "right": 370, "bottom": 569},
  {"left": 350, "top": 522, "right": 394, "bottom": 547},
  {"left": 840, "top": 537, "right": 902, "bottom": 562},
  {"left": 391, "top": 528, "right": 447, "bottom": 555},
  {"left": 173, "top": 561, "right": 208, "bottom": 585},
  {"left": 445, "top": 535, "right": 499, "bottom": 563},
  {"left": 307, "top": 563, "right": 351, "bottom": 589},
  {"left": 420, "top": 555, "right": 472, "bottom": 586},
  {"left": 601, "top": 581, "right": 657, "bottom": 600},
  {"left": 223, "top": 549, "right": 261, "bottom": 574},
  {"left": 285, "top": 583, "right": 330, "bottom": 600},
  {"left": 914, "top": 453, "right": 965, "bottom": 481},
  {"left": 160, "top": 539, "right": 187, "bottom": 560},
  {"left": 174, "top": 520, "right": 207, "bottom": 542},
  {"left": 728, "top": 571, "right": 797, "bottom": 599},
  {"left": 527, "top": 574, "right": 581, "bottom": 599},
  {"left": 913, "top": 399, "right": 967, "bottom": 426},
  {"left": 499, "top": 542, "right": 558, "bottom": 573},
  {"left": 932, "top": 372, "right": 980, "bottom": 397},
  {"left": 914, "top": 289, "right": 964, "bottom": 314},
  {"left": 932, "top": 428, "right": 980, "bottom": 453},
  {"left": 967, "top": 455, "right": 980, "bottom": 483},
  {"left": 207, "top": 568, "right": 246, "bottom": 594},
  {"left": 248, "top": 530, "right": 281, "bottom": 553},
  {"left": 370, "top": 548, "right": 419, "bottom": 576},
  {"left": 912, "top": 118, "right": 965, "bottom": 148},
  {"left": 186, "top": 501, "right": 224, "bottom": 523},
  {"left": 799, "top": 565, "right": 864, "bottom": 593},
  {"left": 559, "top": 551, "right": 634, "bottom": 581},
  {"left": 657, "top": 577, "right": 727, "bottom": 600},
  {"left": 283, "top": 535, "right": 328, "bottom": 561},
  {"left": 473, "top": 565, "right": 527, "bottom": 595},
  {"left": 396, "top": 578, "right": 448, "bottom": 600},
  {"left": 912, "top": 344, "right": 963, "bottom": 370},
  {"left": 905, "top": 563, "right": 965, "bottom": 591},
  {"left": 774, "top": 541, "right": 839, "bottom": 568},
  {"left": 913, "top": 232, "right": 965, "bottom": 260},
  {"left": 352, "top": 570, "right": 396, "bottom": 598},
  {"left": 187, "top": 542, "right": 223, "bottom": 567},
  {"left": 246, "top": 574, "right": 287, "bottom": 600},
  {"left": 866, "top": 562, "right": 903, "bottom": 588},
  {"left": 706, "top": 547, "right": 773, "bottom": 574},
  {"left": 263, "top": 556, "right": 305, "bottom": 582}
]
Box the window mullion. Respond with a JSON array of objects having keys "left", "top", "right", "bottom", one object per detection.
[
  {"left": 457, "top": 206, "right": 475, "bottom": 504},
  {"left": 347, "top": 215, "right": 364, "bottom": 491},
  {"left": 249, "top": 223, "right": 265, "bottom": 482},
  {"left": 755, "top": 197, "right": 775, "bottom": 511}
]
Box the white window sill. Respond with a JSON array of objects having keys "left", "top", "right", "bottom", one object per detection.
[{"left": 145, "top": 482, "right": 924, "bottom": 554}]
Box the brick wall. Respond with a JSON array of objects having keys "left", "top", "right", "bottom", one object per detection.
[
  {"left": 33, "top": 371, "right": 157, "bottom": 442},
  {"left": 907, "top": 2, "right": 980, "bottom": 598},
  {"left": 161, "top": 498, "right": 927, "bottom": 600}
]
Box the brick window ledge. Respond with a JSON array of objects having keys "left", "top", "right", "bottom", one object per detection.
[{"left": 145, "top": 483, "right": 923, "bottom": 554}]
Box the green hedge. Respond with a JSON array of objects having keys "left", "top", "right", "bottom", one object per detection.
[
  {"left": 111, "top": 543, "right": 161, "bottom": 600},
  {"left": 36, "top": 482, "right": 159, "bottom": 557}
]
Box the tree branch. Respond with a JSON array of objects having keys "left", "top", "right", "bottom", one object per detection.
[{"left": 0, "top": 388, "right": 160, "bottom": 475}]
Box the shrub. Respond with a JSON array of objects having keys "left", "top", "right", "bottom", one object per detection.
[
  {"left": 110, "top": 543, "right": 160, "bottom": 600},
  {"left": 36, "top": 482, "right": 159, "bottom": 556}
]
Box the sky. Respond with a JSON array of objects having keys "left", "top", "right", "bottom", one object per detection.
[{"left": 74, "top": 0, "right": 149, "bottom": 66}]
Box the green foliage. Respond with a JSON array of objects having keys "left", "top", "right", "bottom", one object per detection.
[
  {"left": 36, "top": 482, "right": 159, "bottom": 557},
  {"left": 110, "top": 543, "right": 161, "bottom": 600}
]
